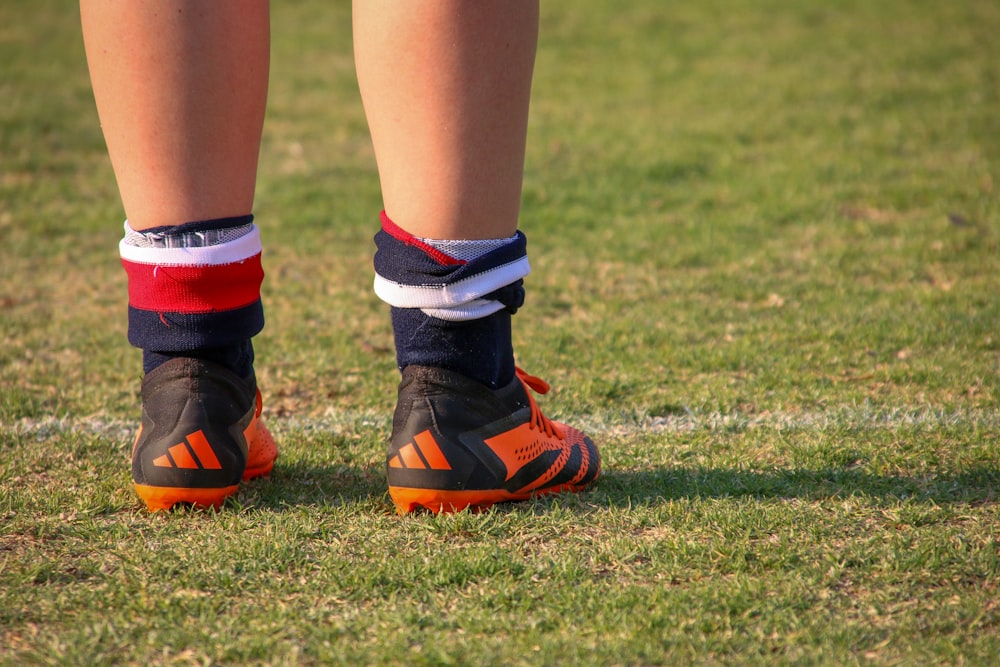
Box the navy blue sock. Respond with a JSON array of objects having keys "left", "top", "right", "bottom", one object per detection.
[
  {"left": 390, "top": 307, "right": 515, "bottom": 389},
  {"left": 143, "top": 340, "right": 255, "bottom": 378}
]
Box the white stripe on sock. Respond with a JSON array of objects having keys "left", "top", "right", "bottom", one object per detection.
[
  {"left": 373, "top": 256, "right": 530, "bottom": 310},
  {"left": 119, "top": 223, "right": 262, "bottom": 266}
]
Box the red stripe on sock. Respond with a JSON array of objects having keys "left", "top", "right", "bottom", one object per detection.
[
  {"left": 380, "top": 211, "right": 466, "bottom": 267},
  {"left": 122, "top": 254, "right": 264, "bottom": 313}
]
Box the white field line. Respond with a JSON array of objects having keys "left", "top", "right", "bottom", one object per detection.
[{"left": 5, "top": 406, "right": 999, "bottom": 442}]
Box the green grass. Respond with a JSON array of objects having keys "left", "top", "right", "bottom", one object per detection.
[{"left": 2, "top": 0, "right": 999, "bottom": 664}]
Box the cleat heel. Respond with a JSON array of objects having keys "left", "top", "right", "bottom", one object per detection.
[{"left": 131, "top": 358, "right": 278, "bottom": 511}]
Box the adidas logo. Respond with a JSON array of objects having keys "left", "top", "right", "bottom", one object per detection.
[
  {"left": 387, "top": 429, "right": 452, "bottom": 470},
  {"left": 152, "top": 430, "right": 223, "bottom": 470}
]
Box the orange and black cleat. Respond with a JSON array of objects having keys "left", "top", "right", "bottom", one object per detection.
[
  {"left": 386, "top": 366, "right": 600, "bottom": 514},
  {"left": 131, "top": 357, "right": 278, "bottom": 511}
]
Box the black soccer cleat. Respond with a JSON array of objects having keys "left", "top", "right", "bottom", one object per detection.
[
  {"left": 131, "top": 357, "right": 278, "bottom": 511},
  {"left": 386, "top": 365, "right": 600, "bottom": 513}
]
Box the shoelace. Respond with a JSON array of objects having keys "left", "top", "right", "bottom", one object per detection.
[{"left": 515, "top": 368, "right": 565, "bottom": 440}]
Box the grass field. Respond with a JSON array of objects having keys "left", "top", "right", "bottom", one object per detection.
[{"left": 2, "top": 0, "right": 999, "bottom": 664}]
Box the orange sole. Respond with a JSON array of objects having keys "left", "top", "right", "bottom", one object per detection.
[
  {"left": 388, "top": 482, "right": 589, "bottom": 515},
  {"left": 134, "top": 483, "right": 240, "bottom": 512},
  {"left": 135, "top": 459, "right": 274, "bottom": 512},
  {"left": 135, "top": 420, "right": 277, "bottom": 511}
]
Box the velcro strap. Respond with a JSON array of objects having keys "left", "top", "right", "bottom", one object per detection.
[{"left": 483, "top": 279, "right": 526, "bottom": 314}]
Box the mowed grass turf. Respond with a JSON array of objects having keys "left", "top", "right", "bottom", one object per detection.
[{"left": 1, "top": 0, "right": 998, "bottom": 664}]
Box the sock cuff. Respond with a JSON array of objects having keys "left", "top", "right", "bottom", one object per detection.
[
  {"left": 120, "top": 221, "right": 261, "bottom": 266},
  {"left": 121, "top": 235, "right": 263, "bottom": 313},
  {"left": 378, "top": 212, "right": 466, "bottom": 267},
  {"left": 132, "top": 214, "right": 255, "bottom": 238},
  {"left": 120, "top": 218, "right": 265, "bottom": 354},
  {"left": 122, "top": 215, "right": 255, "bottom": 248},
  {"left": 373, "top": 212, "right": 529, "bottom": 319}
]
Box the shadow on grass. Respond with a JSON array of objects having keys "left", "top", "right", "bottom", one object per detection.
[
  {"left": 240, "top": 462, "right": 999, "bottom": 514},
  {"left": 593, "top": 465, "right": 1000, "bottom": 506},
  {"left": 231, "top": 427, "right": 999, "bottom": 511}
]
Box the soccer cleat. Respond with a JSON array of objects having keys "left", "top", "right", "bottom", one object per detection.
[
  {"left": 386, "top": 366, "right": 600, "bottom": 514},
  {"left": 131, "top": 357, "right": 278, "bottom": 511}
]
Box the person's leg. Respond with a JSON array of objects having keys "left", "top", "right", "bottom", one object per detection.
[
  {"left": 81, "top": 0, "right": 268, "bottom": 229},
  {"left": 354, "top": 0, "right": 599, "bottom": 514},
  {"left": 354, "top": 0, "right": 536, "bottom": 240},
  {"left": 81, "top": 0, "right": 277, "bottom": 511}
]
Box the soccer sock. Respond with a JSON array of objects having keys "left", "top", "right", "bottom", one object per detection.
[
  {"left": 373, "top": 212, "right": 529, "bottom": 389},
  {"left": 119, "top": 215, "right": 265, "bottom": 378}
]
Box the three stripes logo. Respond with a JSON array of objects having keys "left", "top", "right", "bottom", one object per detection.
[
  {"left": 387, "top": 430, "right": 452, "bottom": 471},
  {"left": 152, "top": 430, "right": 223, "bottom": 470}
]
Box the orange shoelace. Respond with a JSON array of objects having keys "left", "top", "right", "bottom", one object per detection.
[{"left": 515, "top": 368, "right": 566, "bottom": 440}]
